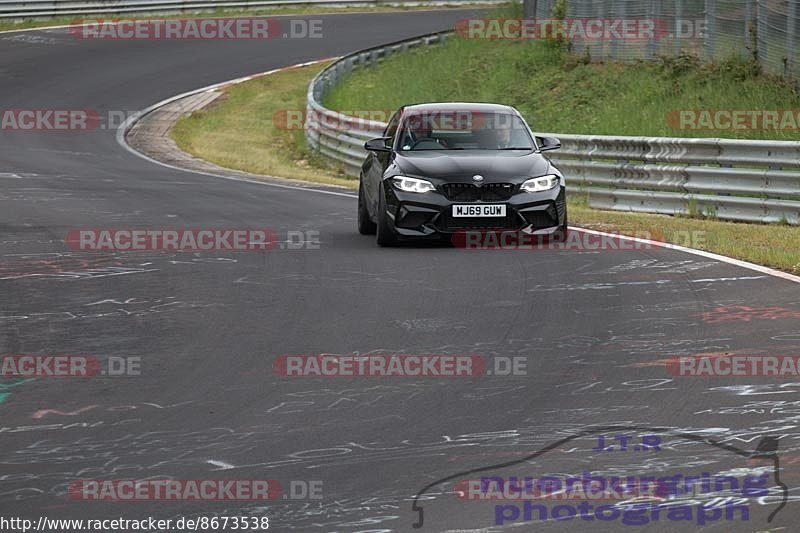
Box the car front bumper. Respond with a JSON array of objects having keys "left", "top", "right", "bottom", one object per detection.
[{"left": 382, "top": 182, "right": 567, "bottom": 238}]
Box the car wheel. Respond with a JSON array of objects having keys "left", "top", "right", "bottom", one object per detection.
[
  {"left": 358, "top": 180, "right": 377, "bottom": 235},
  {"left": 376, "top": 182, "right": 397, "bottom": 247}
]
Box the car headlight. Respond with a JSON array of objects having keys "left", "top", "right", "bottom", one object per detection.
[
  {"left": 521, "top": 174, "right": 559, "bottom": 193},
  {"left": 392, "top": 176, "right": 436, "bottom": 193}
]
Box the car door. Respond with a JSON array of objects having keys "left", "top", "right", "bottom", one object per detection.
[{"left": 362, "top": 108, "right": 401, "bottom": 217}]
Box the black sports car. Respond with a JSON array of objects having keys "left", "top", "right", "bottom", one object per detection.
[{"left": 357, "top": 102, "right": 567, "bottom": 246}]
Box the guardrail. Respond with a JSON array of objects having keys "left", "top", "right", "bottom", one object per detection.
[
  {"left": 0, "top": 0, "right": 493, "bottom": 19},
  {"left": 306, "top": 33, "right": 800, "bottom": 224}
]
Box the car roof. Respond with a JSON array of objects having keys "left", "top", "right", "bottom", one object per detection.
[{"left": 401, "top": 102, "right": 519, "bottom": 115}]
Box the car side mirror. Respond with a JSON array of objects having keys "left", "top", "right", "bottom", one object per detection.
[
  {"left": 535, "top": 136, "right": 561, "bottom": 152},
  {"left": 365, "top": 137, "right": 392, "bottom": 152}
]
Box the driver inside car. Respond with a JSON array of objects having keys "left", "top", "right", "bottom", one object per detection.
[
  {"left": 412, "top": 125, "right": 434, "bottom": 143},
  {"left": 495, "top": 126, "right": 513, "bottom": 149},
  {"left": 402, "top": 121, "right": 448, "bottom": 149}
]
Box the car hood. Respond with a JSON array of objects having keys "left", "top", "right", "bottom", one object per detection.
[{"left": 394, "top": 150, "right": 551, "bottom": 182}]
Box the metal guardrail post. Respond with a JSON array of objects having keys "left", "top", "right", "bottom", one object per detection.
[
  {"left": 523, "top": 0, "right": 536, "bottom": 19},
  {"left": 786, "top": 0, "right": 797, "bottom": 80},
  {"left": 744, "top": 0, "right": 755, "bottom": 57},
  {"left": 647, "top": 0, "right": 658, "bottom": 59},
  {"left": 674, "top": 0, "right": 683, "bottom": 54},
  {"left": 704, "top": 0, "right": 715, "bottom": 60}
]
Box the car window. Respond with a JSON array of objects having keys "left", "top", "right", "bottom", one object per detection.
[
  {"left": 384, "top": 110, "right": 401, "bottom": 143},
  {"left": 397, "top": 111, "right": 534, "bottom": 151}
]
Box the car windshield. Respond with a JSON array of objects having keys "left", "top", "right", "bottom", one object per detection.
[{"left": 397, "top": 111, "right": 534, "bottom": 151}]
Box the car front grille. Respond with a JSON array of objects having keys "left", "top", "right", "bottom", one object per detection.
[
  {"left": 481, "top": 183, "right": 516, "bottom": 201},
  {"left": 441, "top": 183, "right": 515, "bottom": 202},
  {"left": 442, "top": 183, "right": 479, "bottom": 201}
]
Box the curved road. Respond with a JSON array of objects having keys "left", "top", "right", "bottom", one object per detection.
[{"left": 1, "top": 11, "right": 799, "bottom": 532}]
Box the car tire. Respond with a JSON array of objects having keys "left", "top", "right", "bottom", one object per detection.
[
  {"left": 358, "top": 180, "right": 377, "bottom": 235},
  {"left": 376, "top": 182, "right": 398, "bottom": 247}
]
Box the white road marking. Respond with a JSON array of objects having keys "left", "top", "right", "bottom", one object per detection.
[
  {"left": 207, "top": 459, "right": 235, "bottom": 470},
  {"left": 575, "top": 228, "right": 800, "bottom": 284}
]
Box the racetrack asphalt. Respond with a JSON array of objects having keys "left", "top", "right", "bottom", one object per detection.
[{"left": 1, "top": 10, "right": 799, "bottom": 532}]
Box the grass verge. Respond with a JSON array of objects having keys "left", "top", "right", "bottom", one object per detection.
[
  {"left": 171, "top": 61, "right": 357, "bottom": 189},
  {"left": 569, "top": 202, "right": 799, "bottom": 274},
  {"left": 170, "top": 36, "right": 798, "bottom": 273},
  {"left": 324, "top": 30, "right": 800, "bottom": 140}
]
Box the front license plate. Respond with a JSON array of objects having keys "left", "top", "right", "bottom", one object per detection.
[{"left": 452, "top": 204, "right": 507, "bottom": 217}]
